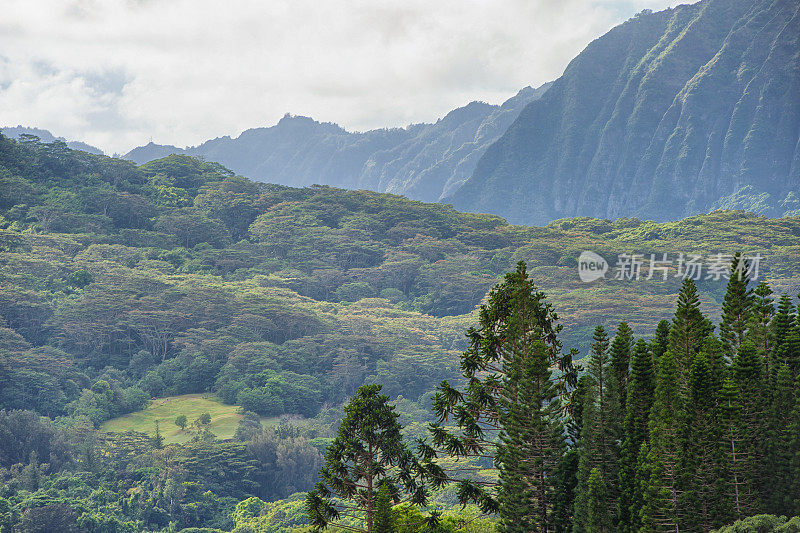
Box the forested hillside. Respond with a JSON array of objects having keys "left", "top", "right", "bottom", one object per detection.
[
  {"left": 450, "top": 0, "right": 800, "bottom": 224},
  {"left": 122, "top": 84, "right": 550, "bottom": 203},
  {"left": 1, "top": 135, "right": 799, "bottom": 531}
]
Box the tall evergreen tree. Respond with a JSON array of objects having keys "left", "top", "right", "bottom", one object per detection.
[
  {"left": 617, "top": 339, "right": 655, "bottom": 533},
  {"left": 307, "top": 384, "right": 425, "bottom": 532},
  {"left": 652, "top": 320, "right": 671, "bottom": 364},
  {"left": 639, "top": 349, "right": 683, "bottom": 533},
  {"left": 496, "top": 339, "right": 566, "bottom": 532},
  {"left": 573, "top": 326, "right": 618, "bottom": 533},
  {"left": 772, "top": 294, "right": 796, "bottom": 348},
  {"left": 787, "top": 381, "right": 800, "bottom": 516},
  {"left": 423, "top": 262, "right": 578, "bottom": 524},
  {"left": 374, "top": 481, "right": 397, "bottom": 533},
  {"left": 718, "top": 377, "right": 757, "bottom": 522},
  {"left": 669, "top": 279, "right": 713, "bottom": 377},
  {"left": 732, "top": 340, "right": 766, "bottom": 510},
  {"left": 609, "top": 322, "right": 633, "bottom": 432},
  {"left": 552, "top": 449, "right": 580, "bottom": 533},
  {"left": 586, "top": 468, "right": 611, "bottom": 533},
  {"left": 553, "top": 375, "right": 593, "bottom": 533},
  {"left": 681, "top": 352, "right": 723, "bottom": 532},
  {"left": 748, "top": 281, "right": 775, "bottom": 373},
  {"left": 764, "top": 363, "right": 796, "bottom": 516},
  {"left": 719, "top": 253, "right": 754, "bottom": 359}
]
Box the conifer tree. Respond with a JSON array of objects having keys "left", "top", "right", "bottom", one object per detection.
[
  {"left": 573, "top": 326, "right": 618, "bottom": 533},
  {"left": 586, "top": 468, "right": 611, "bottom": 533},
  {"left": 718, "top": 377, "right": 757, "bottom": 522},
  {"left": 681, "top": 352, "right": 723, "bottom": 531},
  {"left": 669, "top": 279, "right": 713, "bottom": 377},
  {"left": 609, "top": 322, "right": 633, "bottom": 431},
  {"left": 778, "top": 325, "right": 800, "bottom": 383},
  {"left": 748, "top": 281, "right": 775, "bottom": 369},
  {"left": 652, "top": 320, "right": 671, "bottom": 364},
  {"left": 552, "top": 449, "right": 580, "bottom": 533},
  {"left": 307, "top": 384, "right": 425, "bottom": 533},
  {"left": 423, "top": 262, "right": 578, "bottom": 524},
  {"left": 764, "top": 364, "right": 796, "bottom": 516},
  {"left": 617, "top": 339, "right": 655, "bottom": 532},
  {"left": 732, "top": 340, "right": 766, "bottom": 509},
  {"left": 496, "top": 339, "right": 566, "bottom": 532},
  {"left": 553, "top": 375, "right": 593, "bottom": 533},
  {"left": 787, "top": 384, "right": 800, "bottom": 516},
  {"left": 720, "top": 253, "right": 754, "bottom": 359},
  {"left": 374, "top": 481, "right": 397, "bottom": 533},
  {"left": 772, "top": 294, "right": 796, "bottom": 348},
  {"left": 639, "top": 349, "right": 683, "bottom": 533}
]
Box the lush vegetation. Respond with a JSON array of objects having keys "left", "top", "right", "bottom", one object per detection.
[
  {"left": 0, "top": 134, "right": 799, "bottom": 531},
  {"left": 306, "top": 259, "right": 800, "bottom": 532}
]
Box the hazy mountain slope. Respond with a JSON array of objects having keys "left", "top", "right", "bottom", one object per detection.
[
  {"left": 1, "top": 126, "right": 104, "bottom": 155},
  {"left": 360, "top": 84, "right": 552, "bottom": 200},
  {"left": 449, "top": 0, "right": 800, "bottom": 225},
  {"left": 122, "top": 84, "right": 550, "bottom": 202}
]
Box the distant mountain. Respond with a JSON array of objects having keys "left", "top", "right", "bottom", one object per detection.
[
  {"left": 122, "top": 83, "right": 551, "bottom": 202},
  {"left": 449, "top": 0, "right": 800, "bottom": 224},
  {"left": 1, "top": 126, "right": 104, "bottom": 155}
]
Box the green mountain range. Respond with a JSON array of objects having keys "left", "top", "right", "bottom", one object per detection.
[
  {"left": 122, "top": 84, "right": 550, "bottom": 203},
  {"left": 450, "top": 0, "right": 800, "bottom": 224}
]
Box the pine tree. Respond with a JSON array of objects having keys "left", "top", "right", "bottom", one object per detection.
[
  {"left": 720, "top": 253, "right": 754, "bottom": 359},
  {"left": 586, "top": 468, "right": 611, "bottom": 533},
  {"left": 307, "top": 384, "right": 425, "bottom": 532},
  {"left": 639, "top": 349, "right": 683, "bottom": 533},
  {"left": 617, "top": 339, "right": 655, "bottom": 533},
  {"left": 609, "top": 322, "right": 633, "bottom": 432},
  {"left": 748, "top": 281, "right": 775, "bottom": 373},
  {"left": 497, "top": 339, "right": 566, "bottom": 532},
  {"left": 374, "top": 481, "right": 397, "bottom": 533},
  {"left": 669, "top": 279, "right": 713, "bottom": 377},
  {"left": 553, "top": 376, "right": 593, "bottom": 533},
  {"left": 652, "top": 320, "right": 671, "bottom": 364},
  {"left": 772, "top": 294, "right": 796, "bottom": 348},
  {"left": 718, "top": 377, "right": 757, "bottom": 522},
  {"left": 787, "top": 383, "right": 800, "bottom": 516},
  {"left": 552, "top": 449, "right": 580, "bottom": 533},
  {"left": 573, "top": 326, "right": 618, "bottom": 533},
  {"left": 778, "top": 326, "right": 800, "bottom": 383},
  {"left": 732, "top": 340, "right": 766, "bottom": 511},
  {"left": 681, "top": 352, "right": 723, "bottom": 531},
  {"left": 423, "top": 261, "right": 578, "bottom": 524},
  {"left": 152, "top": 420, "right": 164, "bottom": 449},
  {"left": 764, "top": 364, "right": 796, "bottom": 516}
]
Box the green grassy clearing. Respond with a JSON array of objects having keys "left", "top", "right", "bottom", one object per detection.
[{"left": 101, "top": 393, "right": 273, "bottom": 444}]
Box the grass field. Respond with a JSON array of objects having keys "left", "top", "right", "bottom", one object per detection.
[{"left": 101, "top": 394, "right": 248, "bottom": 444}]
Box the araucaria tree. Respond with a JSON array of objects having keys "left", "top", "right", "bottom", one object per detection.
[
  {"left": 306, "top": 384, "right": 426, "bottom": 532},
  {"left": 423, "top": 261, "right": 577, "bottom": 532}
]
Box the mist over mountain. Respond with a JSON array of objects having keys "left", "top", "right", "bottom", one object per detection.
[
  {"left": 1, "top": 126, "right": 104, "bottom": 155},
  {"left": 122, "top": 83, "right": 551, "bottom": 202},
  {"left": 449, "top": 0, "right": 800, "bottom": 224}
]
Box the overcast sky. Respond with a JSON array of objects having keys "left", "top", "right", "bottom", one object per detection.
[{"left": 1, "top": 0, "right": 691, "bottom": 155}]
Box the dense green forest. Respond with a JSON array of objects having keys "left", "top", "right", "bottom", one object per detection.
[{"left": 0, "top": 134, "right": 799, "bottom": 531}]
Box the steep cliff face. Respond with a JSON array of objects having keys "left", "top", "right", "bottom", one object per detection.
[
  {"left": 449, "top": 0, "right": 800, "bottom": 224},
  {"left": 123, "top": 84, "right": 550, "bottom": 202}
]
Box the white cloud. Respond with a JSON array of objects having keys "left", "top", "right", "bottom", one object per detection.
[{"left": 0, "top": 0, "right": 690, "bottom": 155}]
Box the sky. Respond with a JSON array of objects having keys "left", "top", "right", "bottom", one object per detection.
[{"left": 0, "top": 0, "right": 691, "bottom": 155}]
